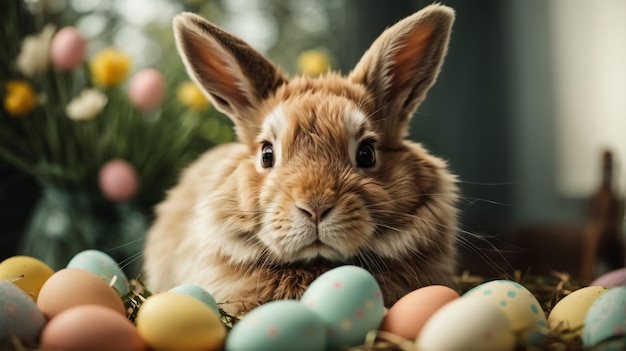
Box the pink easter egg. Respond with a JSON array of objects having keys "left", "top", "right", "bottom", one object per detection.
[
  {"left": 50, "top": 27, "right": 87, "bottom": 71},
  {"left": 128, "top": 68, "right": 166, "bottom": 111},
  {"left": 590, "top": 268, "right": 626, "bottom": 288},
  {"left": 98, "top": 159, "right": 139, "bottom": 203}
]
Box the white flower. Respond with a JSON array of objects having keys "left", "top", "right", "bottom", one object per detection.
[
  {"left": 66, "top": 89, "right": 108, "bottom": 121},
  {"left": 16, "top": 24, "right": 56, "bottom": 77}
]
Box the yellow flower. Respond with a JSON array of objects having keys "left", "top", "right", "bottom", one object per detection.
[
  {"left": 89, "top": 47, "right": 131, "bottom": 88},
  {"left": 297, "top": 50, "right": 331, "bottom": 76},
  {"left": 177, "top": 81, "right": 210, "bottom": 110},
  {"left": 4, "top": 80, "right": 37, "bottom": 117}
]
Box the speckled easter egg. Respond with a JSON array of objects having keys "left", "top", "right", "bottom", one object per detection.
[
  {"left": 583, "top": 286, "right": 626, "bottom": 346},
  {"left": 128, "top": 68, "right": 166, "bottom": 111},
  {"left": 0, "top": 281, "right": 47, "bottom": 346},
  {"left": 300, "top": 265, "right": 385, "bottom": 351},
  {"left": 464, "top": 279, "right": 548, "bottom": 344},
  {"left": 40, "top": 305, "right": 146, "bottom": 351},
  {"left": 98, "top": 159, "right": 139, "bottom": 203},
  {"left": 548, "top": 286, "right": 608, "bottom": 337},
  {"left": 67, "top": 249, "right": 129, "bottom": 295},
  {"left": 380, "top": 285, "right": 460, "bottom": 340},
  {"left": 169, "top": 284, "right": 220, "bottom": 317},
  {"left": 136, "top": 292, "right": 226, "bottom": 351},
  {"left": 416, "top": 297, "right": 516, "bottom": 351},
  {"left": 591, "top": 268, "right": 626, "bottom": 288},
  {"left": 226, "top": 300, "right": 326, "bottom": 351},
  {"left": 50, "top": 27, "right": 87, "bottom": 71},
  {"left": 0, "top": 255, "right": 54, "bottom": 301}
]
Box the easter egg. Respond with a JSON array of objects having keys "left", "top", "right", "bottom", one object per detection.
[
  {"left": 128, "top": 68, "right": 166, "bottom": 111},
  {"left": 380, "top": 285, "right": 459, "bottom": 340},
  {"left": 583, "top": 286, "right": 626, "bottom": 346},
  {"left": 98, "top": 159, "right": 139, "bottom": 203},
  {"left": 0, "top": 255, "right": 54, "bottom": 301},
  {"left": 548, "top": 286, "right": 607, "bottom": 337},
  {"left": 37, "top": 268, "right": 125, "bottom": 319},
  {"left": 67, "top": 249, "right": 129, "bottom": 295},
  {"left": 136, "top": 292, "right": 226, "bottom": 351},
  {"left": 591, "top": 268, "right": 626, "bottom": 288},
  {"left": 169, "top": 284, "right": 220, "bottom": 316},
  {"left": 226, "top": 300, "right": 326, "bottom": 351},
  {"left": 0, "top": 281, "right": 47, "bottom": 346},
  {"left": 417, "top": 297, "right": 516, "bottom": 351},
  {"left": 50, "top": 27, "right": 86, "bottom": 71},
  {"left": 464, "top": 279, "right": 548, "bottom": 344},
  {"left": 300, "top": 265, "right": 385, "bottom": 350},
  {"left": 40, "top": 304, "right": 145, "bottom": 351}
]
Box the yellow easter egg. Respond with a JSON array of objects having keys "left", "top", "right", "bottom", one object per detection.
[
  {"left": 136, "top": 292, "right": 226, "bottom": 351},
  {"left": 0, "top": 255, "right": 54, "bottom": 301},
  {"left": 548, "top": 286, "right": 608, "bottom": 337}
]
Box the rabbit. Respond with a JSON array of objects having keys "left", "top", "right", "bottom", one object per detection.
[{"left": 143, "top": 3, "right": 459, "bottom": 316}]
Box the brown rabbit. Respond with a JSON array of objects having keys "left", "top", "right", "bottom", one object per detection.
[{"left": 143, "top": 4, "right": 459, "bottom": 315}]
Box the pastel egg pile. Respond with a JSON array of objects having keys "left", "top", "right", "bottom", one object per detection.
[{"left": 2, "top": 251, "right": 626, "bottom": 351}]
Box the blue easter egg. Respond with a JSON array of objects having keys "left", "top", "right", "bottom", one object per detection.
[
  {"left": 226, "top": 300, "right": 326, "bottom": 351},
  {"left": 0, "top": 281, "right": 47, "bottom": 346},
  {"left": 169, "top": 284, "right": 220, "bottom": 316},
  {"left": 300, "top": 265, "right": 385, "bottom": 351},
  {"left": 67, "top": 249, "right": 129, "bottom": 294}
]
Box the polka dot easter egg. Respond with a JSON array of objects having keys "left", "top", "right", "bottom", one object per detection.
[
  {"left": 300, "top": 265, "right": 385, "bottom": 351},
  {"left": 226, "top": 300, "right": 326, "bottom": 351},
  {"left": 464, "top": 279, "right": 548, "bottom": 344},
  {"left": 0, "top": 281, "right": 47, "bottom": 347},
  {"left": 583, "top": 285, "right": 626, "bottom": 347},
  {"left": 67, "top": 249, "right": 129, "bottom": 295}
]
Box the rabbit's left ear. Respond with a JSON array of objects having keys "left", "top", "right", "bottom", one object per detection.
[{"left": 349, "top": 4, "right": 454, "bottom": 144}]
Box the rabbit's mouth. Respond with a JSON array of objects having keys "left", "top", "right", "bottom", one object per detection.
[{"left": 294, "top": 238, "right": 347, "bottom": 262}]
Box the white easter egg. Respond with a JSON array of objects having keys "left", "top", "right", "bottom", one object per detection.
[{"left": 417, "top": 297, "right": 516, "bottom": 351}]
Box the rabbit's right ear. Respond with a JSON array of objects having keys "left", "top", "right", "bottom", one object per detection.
[{"left": 173, "top": 13, "right": 287, "bottom": 140}]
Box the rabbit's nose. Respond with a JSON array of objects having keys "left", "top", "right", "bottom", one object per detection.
[{"left": 297, "top": 204, "right": 334, "bottom": 224}]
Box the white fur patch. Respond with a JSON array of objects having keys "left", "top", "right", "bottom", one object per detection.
[
  {"left": 257, "top": 104, "right": 287, "bottom": 171},
  {"left": 343, "top": 107, "right": 369, "bottom": 166}
]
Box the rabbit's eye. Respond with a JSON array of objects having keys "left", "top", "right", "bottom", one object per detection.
[
  {"left": 261, "top": 143, "right": 274, "bottom": 168},
  {"left": 356, "top": 142, "right": 376, "bottom": 168}
]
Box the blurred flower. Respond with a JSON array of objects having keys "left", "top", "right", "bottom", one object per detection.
[
  {"left": 4, "top": 80, "right": 37, "bottom": 116},
  {"left": 89, "top": 47, "right": 131, "bottom": 88},
  {"left": 129, "top": 68, "right": 166, "bottom": 111},
  {"left": 16, "top": 24, "right": 55, "bottom": 77},
  {"left": 297, "top": 49, "right": 331, "bottom": 76},
  {"left": 177, "top": 80, "right": 210, "bottom": 110},
  {"left": 50, "top": 27, "right": 87, "bottom": 71},
  {"left": 65, "top": 88, "right": 108, "bottom": 121}
]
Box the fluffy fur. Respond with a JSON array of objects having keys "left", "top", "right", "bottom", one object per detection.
[{"left": 143, "top": 4, "right": 459, "bottom": 315}]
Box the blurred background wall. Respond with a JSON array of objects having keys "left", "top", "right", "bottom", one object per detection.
[{"left": 1, "top": 0, "right": 624, "bottom": 279}]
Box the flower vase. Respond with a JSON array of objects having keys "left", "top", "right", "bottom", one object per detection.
[{"left": 19, "top": 185, "right": 147, "bottom": 276}]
